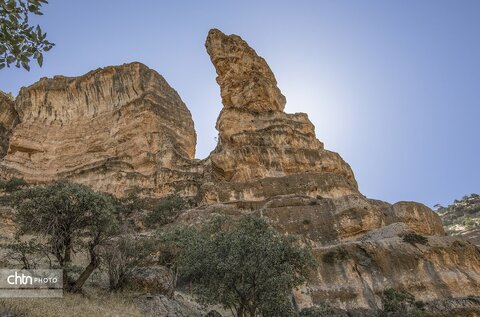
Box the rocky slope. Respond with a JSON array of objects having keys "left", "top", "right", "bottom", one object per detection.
[
  {"left": 439, "top": 194, "right": 480, "bottom": 246},
  {"left": 1, "top": 28, "right": 479, "bottom": 315}
]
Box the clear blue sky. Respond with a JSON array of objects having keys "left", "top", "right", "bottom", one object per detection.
[{"left": 1, "top": 0, "right": 479, "bottom": 208}]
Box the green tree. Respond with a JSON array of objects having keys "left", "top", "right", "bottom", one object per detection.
[
  {"left": 146, "top": 194, "right": 188, "bottom": 228},
  {"left": 100, "top": 236, "right": 156, "bottom": 291},
  {"left": 1, "top": 238, "right": 51, "bottom": 269},
  {"left": 381, "top": 288, "right": 424, "bottom": 317},
  {"left": 162, "top": 215, "right": 317, "bottom": 317},
  {"left": 0, "top": 0, "right": 54, "bottom": 70},
  {"left": 12, "top": 180, "right": 119, "bottom": 292},
  {"left": 157, "top": 225, "right": 201, "bottom": 298}
]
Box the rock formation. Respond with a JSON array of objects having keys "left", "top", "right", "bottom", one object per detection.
[
  {"left": 0, "top": 63, "right": 198, "bottom": 196},
  {"left": 199, "top": 29, "right": 358, "bottom": 204},
  {"left": 0, "top": 92, "right": 19, "bottom": 158},
  {"left": 1, "top": 28, "right": 479, "bottom": 315},
  {"left": 192, "top": 29, "right": 480, "bottom": 315}
]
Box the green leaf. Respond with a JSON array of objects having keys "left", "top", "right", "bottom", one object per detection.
[
  {"left": 21, "top": 61, "right": 30, "bottom": 71},
  {"left": 36, "top": 53, "right": 43, "bottom": 67},
  {"left": 0, "top": 0, "right": 53, "bottom": 72}
]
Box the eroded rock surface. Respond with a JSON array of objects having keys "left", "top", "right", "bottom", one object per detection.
[
  {"left": 204, "top": 29, "right": 356, "bottom": 201},
  {"left": 205, "top": 28, "right": 286, "bottom": 113},
  {"left": 0, "top": 63, "right": 197, "bottom": 196},
  {"left": 0, "top": 28, "right": 478, "bottom": 316},
  {"left": 0, "top": 92, "right": 19, "bottom": 158},
  {"left": 134, "top": 293, "right": 204, "bottom": 317},
  {"left": 309, "top": 224, "right": 480, "bottom": 311},
  {"left": 196, "top": 29, "right": 478, "bottom": 315},
  {"left": 385, "top": 201, "right": 445, "bottom": 236}
]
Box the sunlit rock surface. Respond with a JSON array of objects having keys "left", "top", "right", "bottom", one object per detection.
[
  {"left": 0, "top": 63, "right": 197, "bottom": 196},
  {"left": 0, "top": 28, "right": 478, "bottom": 316},
  {"left": 0, "top": 92, "right": 19, "bottom": 158}
]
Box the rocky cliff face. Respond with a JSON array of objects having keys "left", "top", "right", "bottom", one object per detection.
[
  {"left": 199, "top": 29, "right": 358, "bottom": 205},
  {"left": 193, "top": 29, "right": 480, "bottom": 315},
  {"left": 0, "top": 92, "right": 19, "bottom": 158},
  {"left": 1, "top": 29, "right": 479, "bottom": 315},
  {"left": 0, "top": 63, "right": 198, "bottom": 196},
  {"left": 205, "top": 29, "right": 355, "bottom": 185}
]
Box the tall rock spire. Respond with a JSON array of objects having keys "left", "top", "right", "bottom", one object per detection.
[
  {"left": 206, "top": 28, "right": 286, "bottom": 112},
  {"left": 205, "top": 29, "right": 357, "bottom": 187}
]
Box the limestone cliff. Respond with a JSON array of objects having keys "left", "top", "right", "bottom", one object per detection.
[
  {"left": 191, "top": 29, "right": 479, "bottom": 315},
  {"left": 0, "top": 92, "right": 19, "bottom": 158},
  {"left": 199, "top": 29, "right": 357, "bottom": 205},
  {"left": 0, "top": 63, "right": 198, "bottom": 196},
  {"left": 0, "top": 28, "right": 479, "bottom": 316},
  {"left": 206, "top": 29, "right": 355, "bottom": 184}
]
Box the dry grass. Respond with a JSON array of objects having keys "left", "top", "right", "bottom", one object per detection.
[{"left": 0, "top": 291, "right": 145, "bottom": 317}]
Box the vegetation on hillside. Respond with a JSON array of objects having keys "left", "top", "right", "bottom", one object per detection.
[
  {"left": 402, "top": 233, "right": 428, "bottom": 246},
  {"left": 437, "top": 193, "right": 480, "bottom": 234},
  {"left": 9, "top": 180, "right": 119, "bottom": 292},
  {"left": 380, "top": 288, "right": 425, "bottom": 317},
  {"left": 158, "top": 215, "right": 317, "bottom": 317},
  {"left": 0, "top": 179, "right": 438, "bottom": 316},
  {"left": 0, "top": 176, "right": 26, "bottom": 192},
  {"left": 0, "top": 293, "right": 144, "bottom": 317},
  {"left": 145, "top": 194, "right": 188, "bottom": 228},
  {"left": 0, "top": 179, "right": 321, "bottom": 316}
]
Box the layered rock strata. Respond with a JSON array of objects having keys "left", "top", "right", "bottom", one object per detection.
[
  {"left": 0, "top": 28, "right": 479, "bottom": 315},
  {"left": 192, "top": 29, "right": 479, "bottom": 315},
  {"left": 0, "top": 92, "right": 19, "bottom": 158},
  {"left": 0, "top": 63, "right": 198, "bottom": 196},
  {"left": 205, "top": 29, "right": 356, "bottom": 185}
]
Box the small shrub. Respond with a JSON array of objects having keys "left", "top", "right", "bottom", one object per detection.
[
  {"left": 322, "top": 248, "right": 348, "bottom": 265},
  {"left": 299, "top": 303, "right": 345, "bottom": 316},
  {"left": 0, "top": 177, "right": 27, "bottom": 192},
  {"left": 119, "top": 185, "right": 148, "bottom": 215},
  {"left": 5, "top": 92, "right": 15, "bottom": 101},
  {"left": 145, "top": 195, "right": 187, "bottom": 227},
  {"left": 402, "top": 233, "right": 428, "bottom": 245},
  {"left": 380, "top": 288, "right": 424, "bottom": 317},
  {"left": 302, "top": 219, "right": 312, "bottom": 225},
  {"left": 463, "top": 217, "right": 475, "bottom": 228},
  {"left": 100, "top": 236, "right": 156, "bottom": 291}
]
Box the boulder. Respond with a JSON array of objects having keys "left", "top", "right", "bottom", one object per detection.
[
  {"left": 127, "top": 266, "right": 172, "bottom": 295},
  {"left": 134, "top": 294, "right": 204, "bottom": 317},
  {"left": 385, "top": 201, "right": 445, "bottom": 236}
]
